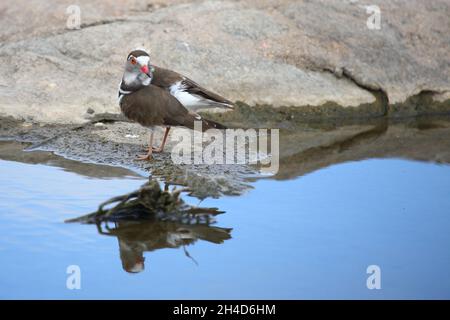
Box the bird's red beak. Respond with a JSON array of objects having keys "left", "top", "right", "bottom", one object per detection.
[{"left": 140, "top": 65, "right": 149, "bottom": 74}]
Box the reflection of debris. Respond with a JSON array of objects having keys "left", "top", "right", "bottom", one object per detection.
[
  {"left": 66, "top": 178, "right": 231, "bottom": 273},
  {"left": 97, "top": 220, "right": 232, "bottom": 273},
  {"left": 65, "top": 178, "right": 224, "bottom": 223}
]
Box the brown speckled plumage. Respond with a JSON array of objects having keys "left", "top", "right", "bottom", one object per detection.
[
  {"left": 120, "top": 84, "right": 225, "bottom": 131},
  {"left": 151, "top": 66, "right": 234, "bottom": 107}
]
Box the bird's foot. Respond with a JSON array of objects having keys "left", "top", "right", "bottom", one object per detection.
[
  {"left": 152, "top": 146, "right": 164, "bottom": 153},
  {"left": 135, "top": 154, "right": 153, "bottom": 161},
  {"left": 143, "top": 146, "right": 164, "bottom": 153}
]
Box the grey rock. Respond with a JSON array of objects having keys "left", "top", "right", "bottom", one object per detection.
[
  {"left": 276, "top": 0, "right": 450, "bottom": 103},
  {"left": 0, "top": 0, "right": 448, "bottom": 124}
]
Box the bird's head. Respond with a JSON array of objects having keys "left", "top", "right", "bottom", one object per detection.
[
  {"left": 123, "top": 259, "right": 145, "bottom": 274},
  {"left": 122, "top": 49, "right": 154, "bottom": 87}
]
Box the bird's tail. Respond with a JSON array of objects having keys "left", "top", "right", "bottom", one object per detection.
[{"left": 201, "top": 118, "right": 227, "bottom": 131}]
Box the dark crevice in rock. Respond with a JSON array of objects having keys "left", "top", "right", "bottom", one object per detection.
[
  {"left": 0, "top": 19, "right": 130, "bottom": 47},
  {"left": 308, "top": 65, "right": 450, "bottom": 118},
  {"left": 340, "top": 68, "right": 390, "bottom": 116},
  {"left": 78, "top": 18, "right": 128, "bottom": 29},
  {"left": 317, "top": 65, "right": 390, "bottom": 117}
]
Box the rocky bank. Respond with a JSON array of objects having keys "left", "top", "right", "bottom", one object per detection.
[
  {"left": 1, "top": 0, "right": 449, "bottom": 199},
  {"left": 0, "top": 0, "right": 449, "bottom": 123}
]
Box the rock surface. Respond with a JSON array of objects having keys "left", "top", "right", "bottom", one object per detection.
[
  {"left": 0, "top": 0, "right": 449, "bottom": 123},
  {"left": 2, "top": 112, "right": 450, "bottom": 198}
]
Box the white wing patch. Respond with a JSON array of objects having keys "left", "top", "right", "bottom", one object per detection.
[
  {"left": 170, "top": 81, "right": 207, "bottom": 108},
  {"left": 168, "top": 80, "right": 233, "bottom": 111}
]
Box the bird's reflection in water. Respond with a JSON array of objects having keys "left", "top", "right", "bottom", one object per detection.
[
  {"left": 96, "top": 218, "right": 232, "bottom": 273},
  {"left": 66, "top": 179, "right": 232, "bottom": 273}
]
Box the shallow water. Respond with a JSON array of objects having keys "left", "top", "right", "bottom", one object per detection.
[{"left": 1, "top": 139, "right": 450, "bottom": 299}]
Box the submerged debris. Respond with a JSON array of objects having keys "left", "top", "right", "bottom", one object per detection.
[
  {"left": 65, "top": 177, "right": 231, "bottom": 273},
  {"left": 65, "top": 178, "right": 224, "bottom": 224}
]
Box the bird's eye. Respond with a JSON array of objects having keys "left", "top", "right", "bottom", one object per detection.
[{"left": 130, "top": 57, "right": 137, "bottom": 65}]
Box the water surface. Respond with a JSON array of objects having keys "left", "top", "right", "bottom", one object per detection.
[{"left": 1, "top": 139, "right": 450, "bottom": 299}]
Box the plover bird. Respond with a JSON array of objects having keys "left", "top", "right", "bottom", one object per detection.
[{"left": 119, "top": 50, "right": 228, "bottom": 161}]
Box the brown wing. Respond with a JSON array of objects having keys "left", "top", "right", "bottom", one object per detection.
[
  {"left": 152, "top": 66, "right": 234, "bottom": 107},
  {"left": 120, "top": 85, "right": 225, "bottom": 130},
  {"left": 150, "top": 66, "right": 182, "bottom": 89}
]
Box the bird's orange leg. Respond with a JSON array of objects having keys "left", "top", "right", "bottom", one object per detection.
[
  {"left": 143, "top": 127, "right": 171, "bottom": 153},
  {"left": 153, "top": 127, "right": 171, "bottom": 153},
  {"left": 136, "top": 130, "right": 154, "bottom": 161}
]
